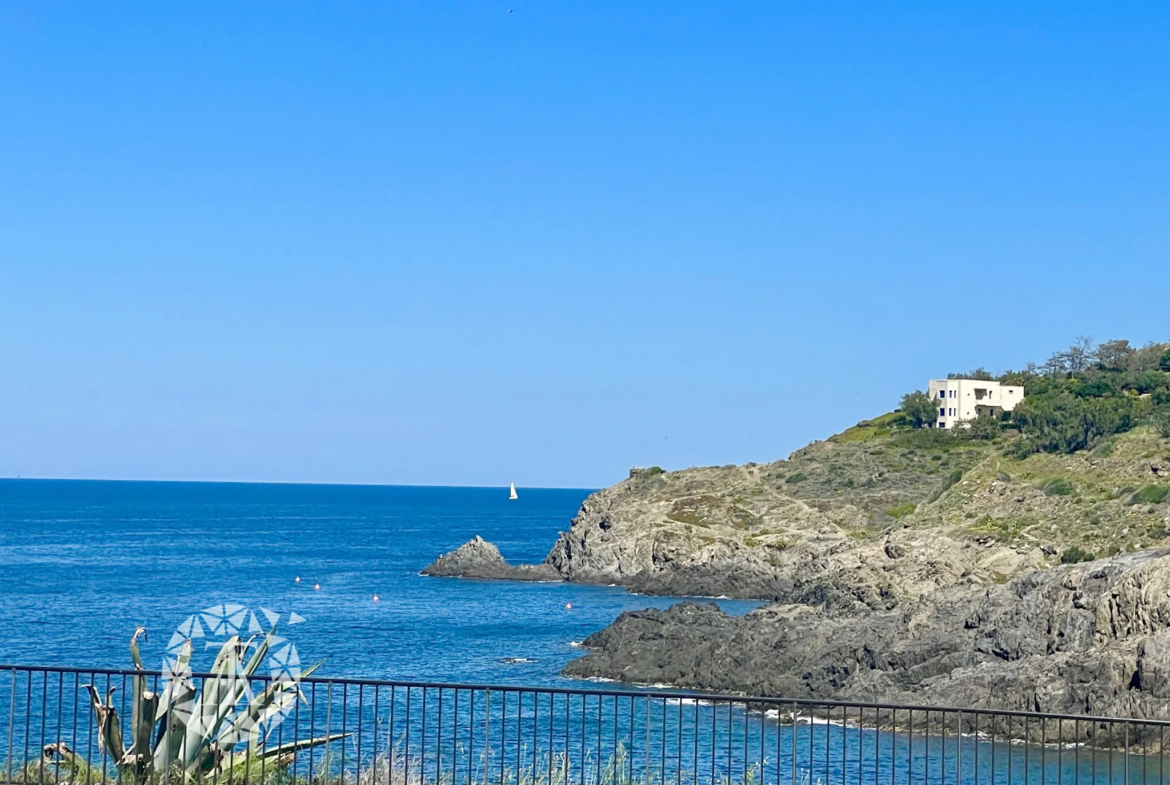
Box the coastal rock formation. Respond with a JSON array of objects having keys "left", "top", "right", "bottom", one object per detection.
[
  {"left": 425, "top": 428, "right": 1170, "bottom": 606},
  {"left": 422, "top": 536, "right": 559, "bottom": 581},
  {"left": 538, "top": 464, "right": 1041, "bottom": 605},
  {"left": 562, "top": 549, "right": 1170, "bottom": 720}
]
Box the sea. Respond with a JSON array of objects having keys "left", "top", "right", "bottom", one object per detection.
[
  {"left": 0, "top": 479, "right": 760, "bottom": 684},
  {"left": 1, "top": 480, "right": 1154, "bottom": 785}
]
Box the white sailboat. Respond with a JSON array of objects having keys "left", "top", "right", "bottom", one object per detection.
[{"left": 509, "top": 482, "right": 518, "bottom": 500}]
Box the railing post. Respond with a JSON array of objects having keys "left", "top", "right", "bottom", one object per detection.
[
  {"left": 957, "top": 710, "right": 963, "bottom": 785},
  {"left": 1124, "top": 721, "right": 1130, "bottom": 785}
]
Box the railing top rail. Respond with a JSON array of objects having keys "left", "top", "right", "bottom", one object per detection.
[{"left": 2, "top": 661, "right": 1165, "bottom": 729}]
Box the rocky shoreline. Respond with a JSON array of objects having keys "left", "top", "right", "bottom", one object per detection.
[
  {"left": 562, "top": 549, "right": 1170, "bottom": 719},
  {"left": 422, "top": 429, "right": 1170, "bottom": 717}
]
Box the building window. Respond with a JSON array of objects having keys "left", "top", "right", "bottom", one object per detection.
[
  {"left": 950, "top": 390, "right": 956, "bottom": 398},
  {"left": 939, "top": 391, "right": 946, "bottom": 399},
  {"left": 939, "top": 408, "right": 946, "bottom": 418},
  {"left": 939, "top": 422, "right": 946, "bottom": 429}
]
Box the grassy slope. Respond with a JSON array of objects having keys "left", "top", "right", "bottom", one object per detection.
[{"left": 619, "top": 417, "right": 1170, "bottom": 571}]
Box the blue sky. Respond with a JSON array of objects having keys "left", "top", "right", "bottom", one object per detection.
[{"left": 1, "top": 2, "right": 1168, "bottom": 488}]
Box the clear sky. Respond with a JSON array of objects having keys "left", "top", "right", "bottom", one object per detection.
[{"left": 1, "top": 2, "right": 1168, "bottom": 488}]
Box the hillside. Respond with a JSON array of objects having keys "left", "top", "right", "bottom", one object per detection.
[
  {"left": 539, "top": 424, "right": 1169, "bottom": 604},
  {"left": 426, "top": 337, "right": 1170, "bottom": 607},
  {"left": 422, "top": 337, "right": 1170, "bottom": 711},
  {"left": 426, "top": 424, "right": 1169, "bottom": 606}
]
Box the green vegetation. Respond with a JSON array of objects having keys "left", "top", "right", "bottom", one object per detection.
[
  {"left": 993, "top": 337, "right": 1170, "bottom": 456},
  {"left": 899, "top": 390, "right": 938, "bottom": 429},
  {"left": 617, "top": 335, "right": 1170, "bottom": 580},
  {"left": 886, "top": 337, "right": 1170, "bottom": 458},
  {"left": 1060, "top": 546, "right": 1096, "bottom": 564},
  {"left": 1156, "top": 410, "right": 1170, "bottom": 438},
  {"left": 1092, "top": 439, "right": 1115, "bottom": 457},
  {"left": 831, "top": 411, "right": 903, "bottom": 443},
  {"left": 1039, "top": 478, "right": 1075, "bottom": 497},
  {"left": 39, "top": 627, "right": 337, "bottom": 783},
  {"left": 1129, "top": 485, "right": 1169, "bottom": 505},
  {"left": 886, "top": 502, "right": 917, "bottom": 519}
]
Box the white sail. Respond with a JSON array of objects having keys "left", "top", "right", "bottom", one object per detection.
[{"left": 509, "top": 482, "right": 518, "bottom": 500}]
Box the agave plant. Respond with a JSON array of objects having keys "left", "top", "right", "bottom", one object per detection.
[{"left": 47, "top": 625, "right": 344, "bottom": 782}]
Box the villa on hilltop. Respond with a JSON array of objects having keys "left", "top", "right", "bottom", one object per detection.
[{"left": 927, "top": 378, "right": 1024, "bottom": 429}]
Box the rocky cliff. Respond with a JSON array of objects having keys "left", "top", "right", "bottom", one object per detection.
[
  {"left": 426, "top": 426, "right": 1170, "bottom": 608},
  {"left": 562, "top": 548, "right": 1170, "bottom": 721},
  {"left": 421, "top": 424, "right": 1170, "bottom": 721}
]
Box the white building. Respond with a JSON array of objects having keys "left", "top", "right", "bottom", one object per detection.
[{"left": 927, "top": 379, "right": 1025, "bottom": 429}]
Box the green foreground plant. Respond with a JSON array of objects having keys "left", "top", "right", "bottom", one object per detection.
[{"left": 35, "top": 626, "right": 345, "bottom": 783}]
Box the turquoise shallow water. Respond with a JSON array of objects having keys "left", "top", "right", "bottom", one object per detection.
[{"left": 0, "top": 479, "right": 760, "bottom": 684}]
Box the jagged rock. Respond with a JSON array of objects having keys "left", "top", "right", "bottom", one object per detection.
[
  {"left": 562, "top": 549, "right": 1170, "bottom": 721},
  {"left": 422, "top": 536, "right": 559, "bottom": 581},
  {"left": 425, "top": 428, "right": 1170, "bottom": 604}
]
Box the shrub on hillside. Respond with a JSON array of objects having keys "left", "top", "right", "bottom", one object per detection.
[
  {"left": 1129, "top": 370, "right": 1170, "bottom": 395},
  {"left": 886, "top": 502, "right": 917, "bottom": 519},
  {"left": 892, "top": 428, "right": 960, "bottom": 451},
  {"left": 1072, "top": 379, "right": 1116, "bottom": 398},
  {"left": 1010, "top": 391, "right": 1149, "bottom": 455},
  {"left": 1157, "top": 411, "right": 1170, "bottom": 438},
  {"left": 1128, "top": 485, "right": 1169, "bottom": 505},
  {"left": 1040, "top": 478, "right": 1075, "bottom": 497},
  {"left": 960, "top": 415, "right": 1002, "bottom": 441},
  {"left": 1060, "top": 546, "right": 1095, "bottom": 564},
  {"left": 952, "top": 336, "right": 1170, "bottom": 458}
]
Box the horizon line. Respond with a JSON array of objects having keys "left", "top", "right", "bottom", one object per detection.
[{"left": 0, "top": 476, "right": 599, "bottom": 491}]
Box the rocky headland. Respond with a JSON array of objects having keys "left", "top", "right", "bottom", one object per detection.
[
  {"left": 423, "top": 403, "right": 1170, "bottom": 714},
  {"left": 563, "top": 548, "right": 1170, "bottom": 719},
  {"left": 426, "top": 427, "right": 1170, "bottom": 609}
]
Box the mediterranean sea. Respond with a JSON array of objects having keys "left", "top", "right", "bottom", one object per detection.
[{"left": 0, "top": 479, "right": 759, "bottom": 685}]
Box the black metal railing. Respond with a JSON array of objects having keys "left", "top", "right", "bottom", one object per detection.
[{"left": 2, "top": 665, "right": 1168, "bottom": 785}]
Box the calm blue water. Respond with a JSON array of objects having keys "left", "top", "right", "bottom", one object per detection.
[
  {"left": 0, "top": 479, "right": 760, "bottom": 684},
  {"left": 1, "top": 481, "right": 1161, "bottom": 784}
]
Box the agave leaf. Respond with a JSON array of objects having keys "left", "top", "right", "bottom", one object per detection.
[
  {"left": 220, "top": 749, "right": 296, "bottom": 781},
  {"left": 215, "top": 681, "right": 283, "bottom": 747},
  {"left": 155, "top": 638, "right": 194, "bottom": 721},
  {"left": 127, "top": 626, "right": 157, "bottom": 774},
  {"left": 217, "top": 674, "right": 311, "bottom": 748},
  {"left": 84, "top": 685, "right": 125, "bottom": 764},
  {"left": 42, "top": 742, "right": 101, "bottom": 781},
  {"left": 151, "top": 677, "right": 195, "bottom": 773},
  {"left": 298, "top": 659, "right": 325, "bottom": 680},
  {"left": 129, "top": 626, "right": 147, "bottom": 670},
  {"left": 182, "top": 637, "right": 256, "bottom": 769},
  {"left": 256, "top": 732, "right": 349, "bottom": 759},
  {"left": 242, "top": 627, "right": 277, "bottom": 679},
  {"left": 200, "top": 635, "right": 244, "bottom": 713},
  {"left": 133, "top": 691, "right": 159, "bottom": 767}
]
